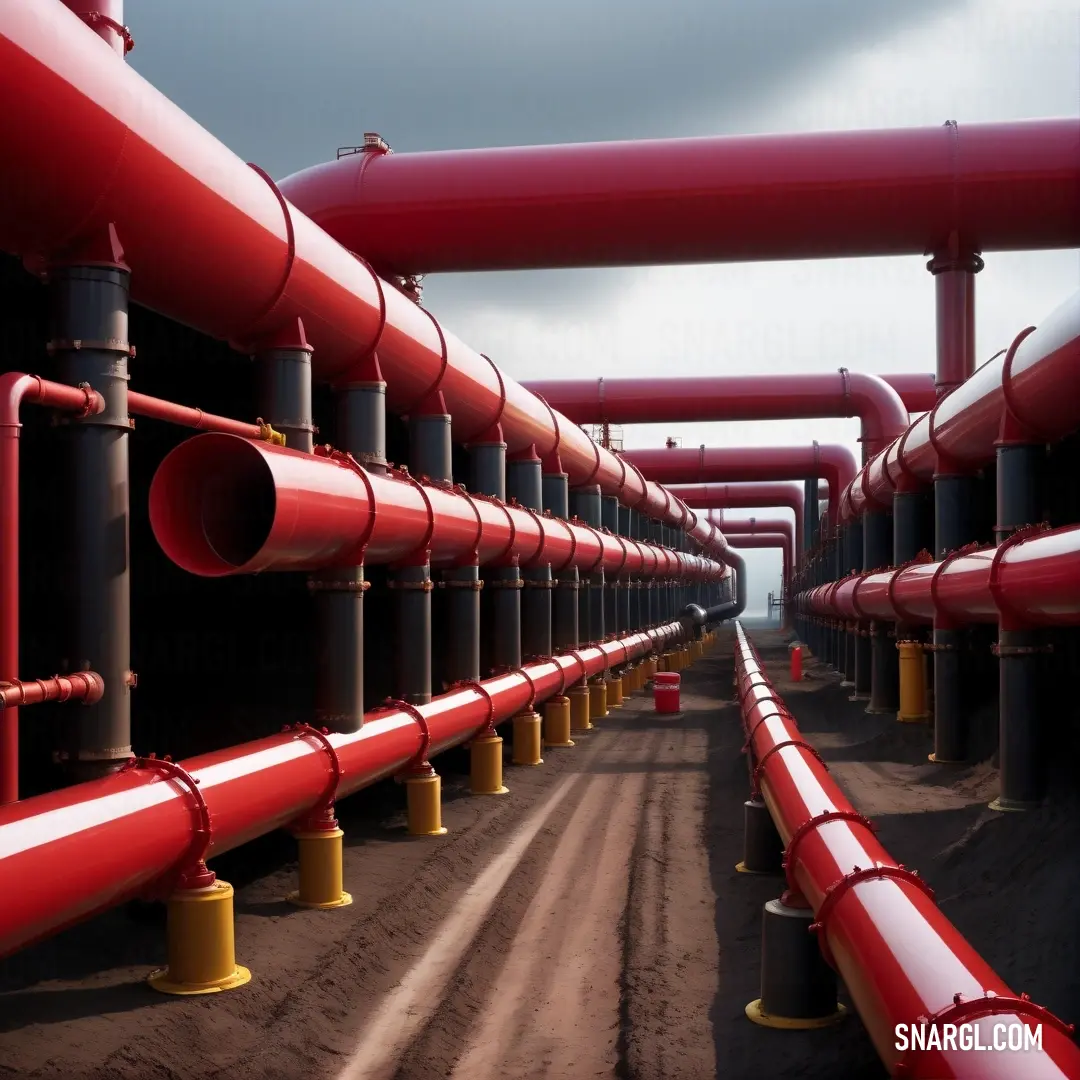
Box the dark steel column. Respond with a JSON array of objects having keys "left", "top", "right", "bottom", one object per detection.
[
  {"left": 507, "top": 444, "right": 542, "bottom": 513},
  {"left": 549, "top": 465, "right": 579, "bottom": 652},
  {"left": 572, "top": 485, "right": 602, "bottom": 642},
  {"left": 410, "top": 391, "right": 452, "bottom": 483},
  {"left": 508, "top": 443, "right": 551, "bottom": 663},
  {"left": 256, "top": 324, "right": 315, "bottom": 453},
  {"left": 542, "top": 450, "right": 569, "bottom": 519},
  {"left": 51, "top": 256, "right": 133, "bottom": 780},
  {"left": 602, "top": 496, "right": 619, "bottom": 639},
  {"left": 488, "top": 565, "right": 523, "bottom": 674},
  {"left": 470, "top": 423, "right": 507, "bottom": 503},
  {"left": 992, "top": 440, "right": 1047, "bottom": 811},
  {"left": 864, "top": 508, "right": 897, "bottom": 715}
]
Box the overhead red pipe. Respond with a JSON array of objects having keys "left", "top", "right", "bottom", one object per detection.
[
  {"left": 705, "top": 513, "right": 796, "bottom": 580},
  {"left": 0, "top": 2, "right": 726, "bottom": 559},
  {"left": 623, "top": 445, "right": 857, "bottom": 541},
  {"left": 843, "top": 291, "right": 1080, "bottom": 519},
  {"left": 798, "top": 524, "right": 1080, "bottom": 628},
  {"left": 1, "top": 373, "right": 104, "bottom": 805},
  {"left": 0, "top": 624, "right": 680, "bottom": 959},
  {"left": 521, "top": 371, "right": 910, "bottom": 458},
  {"left": 722, "top": 532, "right": 792, "bottom": 586},
  {"left": 147, "top": 434, "right": 726, "bottom": 581},
  {"left": 733, "top": 623, "right": 1080, "bottom": 1078},
  {"left": 277, "top": 121, "right": 1080, "bottom": 275}
]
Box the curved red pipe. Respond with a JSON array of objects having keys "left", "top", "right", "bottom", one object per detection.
[
  {"left": 0, "top": 625, "right": 680, "bottom": 960},
  {"left": 797, "top": 525, "right": 1080, "bottom": 627},
  {"left": 623, "top": 445, "right": 857, "bottom": 540},
  {"left": 147, "top": 434, "right": 726, "bottom": 582},
  {"left": 705, "top": 513, "right": 796, "bottom": 575},
  {"left": 0, "top": 1, "right": 723, "bottom": 559},
  {"left": 734, "top": 623, "right": 1080, "bottom": 1078},
  {"left": 521, "top": 371, "right": 910, "bottom": 458},
  {"left": 843, "top": 292, "right": 1080, "bottom": 519},
  {"left": 277, "top": 121, "right": 1080, "bottom": 274},
  {"left": 723, "top": 532, "right": 792, "bottom": 586}
]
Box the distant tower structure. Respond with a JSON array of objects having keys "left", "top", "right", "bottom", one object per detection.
[
  {"left": 585, "top": 423, "right": 624, "bottom": 451},
  {"left": 665, "top": 436, "right": 682, "bottom": 449}
]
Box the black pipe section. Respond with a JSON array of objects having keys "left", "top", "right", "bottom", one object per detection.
[
  {"left": 337, "top": 357, "right": 389, "bottom": 474},
  {"left": 864, "top": 508, "right": 897, "bottom": 715},
  {"left": 554, "top": 569, "right": 580, "bottom": 652},
  {"left": 572, "top": 485, "right": 602, "bottom": 642},
  {"left": 469, "top": 426, "right": 507, "bottom": 503},
  {"left": 487, "top": 565, "right": 523, "bottom": 674},
  {"left": 443, "top": 565, "right": 481, "bottom": 683},
  {"left": 256, "top": 336, "right": 316, "bottom": 454},
  {"left": 602, "top": 495, "right": 619, "bottom": 639},
  {"left": 394, "top": 563, "right": 433, "bottom": 705},
  {"left": 51, "top": 261, "right": 134, "bottom": 780},
  {"left": 507, "top": 444, "right": 542, "bottom": 512},
  {"left": 522, "top": 567, "right": 553, "bottom": 660},
  {"left": 409, "top": 391, "right": 452, "bottom": 483},
  {"left": 542, "top": 456, "right": 569, "bottom": 520}
]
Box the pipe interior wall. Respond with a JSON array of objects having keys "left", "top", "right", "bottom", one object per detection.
[{"left": 276, "top": 121, "right": 1080, "bottom": 273}]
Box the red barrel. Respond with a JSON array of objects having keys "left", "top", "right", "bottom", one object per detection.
[{"left": 654, "top": 671, "right": 681, "bottom": 714}]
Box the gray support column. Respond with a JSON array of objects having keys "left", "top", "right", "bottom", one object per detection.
[
  {"left": 864, "top": 508, "right": 897, "bottom": 715},
  {"left": 444, "top": 565, "right": 481, "bottom": 684},
  {"left": 51, "top": 253, "right": 133, "bottom": 780},
  {"left": 256, "top": 324, "right": 315, "bottom": 453},
  {"left": 409, "top": 391, "right": 452, "bottom": 483},
  {"left": 542, "top": 450, "right": 569, "bottom": 519},
  {"left": 572, "top": 485, "right": 603, "bottom": 642},
  {"left": 508, "top": 446, "right": 551, "bottom": 662},
  {"left": 471, "top": 424, "right": 507, "bottom": 502}
]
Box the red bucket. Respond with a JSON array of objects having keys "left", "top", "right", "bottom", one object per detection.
[{"left": 654, "top": 672, "right": 681, "bottom": 713}]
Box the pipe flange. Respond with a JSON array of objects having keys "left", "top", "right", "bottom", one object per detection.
[
  {"left": 892, "top": 990, "right": 1074, "bottom": 1078},
  {"left": 313, "top": 445, "right": 378, "bottom": 564},
  {"left": 77, "top": 10, "right": 136, "bottom": 52},
  {"left": 123, "top": 754, "right": 214, "bottom": 892},
  {"left": 530, "top": 391, "right": 562, "bottom": 460},
  {"left": 509, "top": 667, "right": 539, "bottom": 713},
  {"left": 388, "top": 465, "right": 437, "bottom": 565},
  {"left": 522, "top": 577, "right": 557, "bottom": 589},
  {"left": 809, "top": 863, "right": 933, "bottom": 969},
  {"left": 742, "top": 703, "right": 792, "bottom": 756},
  {"left": 998, "top": 326, "right": 1040, "bottom": 444},
  {"left": 567, "top": 649, "right": 591, "bottom": 685},
  {"left": 486, "top": 576, "right": 524, "bottom": 590},
  {"left": 928, "top": 541, "right": 983, "bottom": 630},
  {"left": 242, "top": 164, "right": 300, "bottom": 347},
  {"left": 441, "top": 575, "right": 484, "bottom": 590},
  {"left": 407, "top": 306, "right": 449, "bottom": 413},
  {"left": 991, "top": 641, "right": 1053, "bottom": 657},
  {"left": 987, "top": 522, "right": 1052, "bottom": 630},
  {"left": 386, "top": 577, "right": 435, "bottom": 592},
  {"left": 533, "top": 655, "right": 567, "bottom": 698},
  {"left": 886, "top": 554, "right": 934, "bottom": 625},
  {"left": 340, "top": 252, "right": 387, "bottom": 378},
  {"left": 782, "top": 809, "right": 876, "bottom": 897},
  {"left": 474, "top": 352, "right": 507, "bottom": 444},
  {"left": 381, "top": 698, "right": 434, "bottom": 775},
  {"left": 576, "top": 519, "right": 606, "bottom": 574},
  {"left": 751, "top": 739, "right": 828, "bottom": 798},
  {"left": 849, "top": 574, "right": 872, "bottom": 622},
  {"left": 452, "top": 483, "right": 484, "bottom": 566},
  {"left": 514, "top": 500, "right": 547, "bottom": 568},
  {"left": 287, "top": 723, "right": 343, "bottom": 829}
]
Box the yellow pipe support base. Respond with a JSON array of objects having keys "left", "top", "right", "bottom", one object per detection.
[
  {"left": 405, "top": 772, "right": 449, "bottom": 836},
  {"left": 734, "top": 861, "right": 776, "bottom": 875},
  {"left": 657, "top": 654, "right": 669, "bottom": 673},
  {"left": 543, "top": 696, "right": 575, "bottom": 747},
  {"left": 287, "top": 828, "right": 353, "bottom": 909},
  {"left": 589, "top": 678, "right": 608, "bottom": 720},
  {"left": 470, "top": 735, "right": 510, "bottom": 795},
  {"left": 896, "top": 640, "right": 929, "bottom": 723},
  {"left": 745, "top": 999, "right": 847, "bottom": 1030},
  {"left": 608, "top": 676, "right": 624, "bottom": 708},
  {"left": 569, "top": 684, "right": 593, "bottom": 731},
  {"left": 644, "top": 657, "right": 658, "bottom": 682},
  {"left": 147, "top": 880, "right": 252, "bottom": 995},
  {"left": 511, "top": 710, "right": 544, "bottom": 766}
]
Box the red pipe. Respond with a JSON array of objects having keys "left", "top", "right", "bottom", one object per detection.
[
  {"left": 669, "top": 482, "right": 809, "bottom": 559},
  {"left": 623, "top": 445, "right": 857, "bottom": 540},
  {"left": 798, "top": 525, "right": 1080, "bottom": 628},
  {"left": 147, "top": 434, "right": 726, "bottom": 581},
  {"left": 721, "top": 532, "right": 792, "bottom": 587},
  {"left": 734, "top": 623, "right": 1080, "bottom": 1078},
  {"left": 0, "top": 624, "right": 681, "bottom": 959},
  {"left": 0, "top": 1, "right": 725, "bottom": 557},
  {"left": 706, "top": 514, "right": 796, "bottom": 582},
  {"left": 0, "top": 373, "right": 104, "bottom": 805},
  {"left": 277, "top": 121, "right": 1080, "bottom": 274},
  {"left": 843, "top": 291, "right": 1080, "bottom": 519},
  {"left": 127, "top": 391, "right": 276, "bottom": 442},
  {"left": 0, "top": 672, "right": 104, "bottom": 709},
  {"left": 521, "top": 371, "right": 910, "bottom": 457}
]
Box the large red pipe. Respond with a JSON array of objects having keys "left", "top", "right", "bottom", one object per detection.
[
  {"left": 277, "top": 121, "right": 1080, "bottom": 275},
  {"left": 1, "top": 373, "right": 104, "bottom": 804},
  {"left": 722, "top": 532, "right": 792, "bottom": 586},
  {"left": 797, "top": 525, "right": 1080, "bottom": 628},
  {"left": 522, "top": 371, "right": 913, "bottom": 458},
  {"left": 669, "top": 482, "right": 808, "bottom": 559},
  {"left": 147, "top": 434, "right": 726, "bottom": 581},
  {"left": 623, "top": 445, "right": 857, "bottom": 540},
  {"left": 0, "top": 625, "right": 678, "bottom": 959},
  {"left": 734, "top": 623, "right": 1080, "bottom": 1078},
  {"left": 843, "top": 291, "right": 1080, "bottom": 519},
  {"left": 0, "top": 2, "right": 722, "bottom": 558}
]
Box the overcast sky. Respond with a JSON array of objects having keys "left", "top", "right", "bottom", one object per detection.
[{"left": 130, "top": 0, "right": 1080, "bottom": 613}]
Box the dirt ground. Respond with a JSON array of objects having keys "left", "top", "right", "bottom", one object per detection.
[{"left": 2, "top": 624, "right": 1078, "bottom": 1080}]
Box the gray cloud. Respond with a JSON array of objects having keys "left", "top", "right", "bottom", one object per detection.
[{"left": 129, "top": 0, "right": 959, "bottom": 315}]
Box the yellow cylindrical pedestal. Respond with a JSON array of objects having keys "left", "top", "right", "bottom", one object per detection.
[
  {"left": 405, "top": 772, "right": 449, "bottom": 836},
  {"left": 569, "top": 684, "right": 593, "bottom": 731},
  {"left": 896, "top": 641, "right": 929, "bottom": 723},
  {"left": 657, "top": 654, "right": 669, "bottom": 673},
  {"left": 682, "top": 646, "right": 691, "bottom": 667},
  {"left": 692, "top": 640, "right": 703, "bottom": 659},
  {"left": 645, "top": 657, "right": 658, "bottom": 682},
  {"left": 543, "top": 696, "right": 575, "bottom": 747},
  {"left": 148, "top": 880, "right": 252, "bottom": 995},
  {"left": 628, "top": 665, "right": 641, "bottom": 693},
  {"left": 512, "top": 710, "right": 544, "bottom": 766},
  {"left": 608, "top": 676, "right": 624, "bottom": 708},
  {"left": 287, "top": 828, "right": 353, "bottom": 909},
  {"left": 470, "top": 735, "right": 510, "bottom": 794},
  {"left": 589, "top": 678, "right": 608, "bottom": 720}
]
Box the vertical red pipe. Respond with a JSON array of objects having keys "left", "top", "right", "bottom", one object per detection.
[
  {"left": 0, "top": 375, "right": 103, "bottom": 804},
  {"left": 930, "top": 251, "right": 983, "bottom": 396}
]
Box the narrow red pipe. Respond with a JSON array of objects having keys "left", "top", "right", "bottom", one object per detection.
[
  {"left": 0, "top": 1, "right": 725, "bottom": 556},
  {"left": 277, "top": 121, "right": 1080, "bottom": 274},
  {"left": 797, "top": 525, "right": 1080, "bottom": 627},
  {"left": 127, "top": 391, "right": 272, "bottom": 441},
  {"left": 147, "top": 434, "right": 727, "bottom": 581},
  {"left": 734, "top": 623, "right": 1080, "bottom": 1078},
  {"left": 0, "top": 624, "right": 682, "bottom": 959},
  {"left": 521, "top": 371, "right": 909, "bottom": 458},
  {"left": 0, "top": 373, "right": 104, "bottom": 805},
  {"left": 705, "top": 514, "right": 796, "bottom": 580},
  {"left": 843, "top": 291, "right": 1080, "bottom": 520},
  {"left": 669, "top": 482, "right": 809, "bottom": 559},
  {"left": 623, "top": 445, "right": 857, "bottom": 541},
  {"left": 721, "top": 533, "right": 792, "bottom": 586},
  {"left": 0, "top": 672, "right": 104, "bottom": 709}
]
